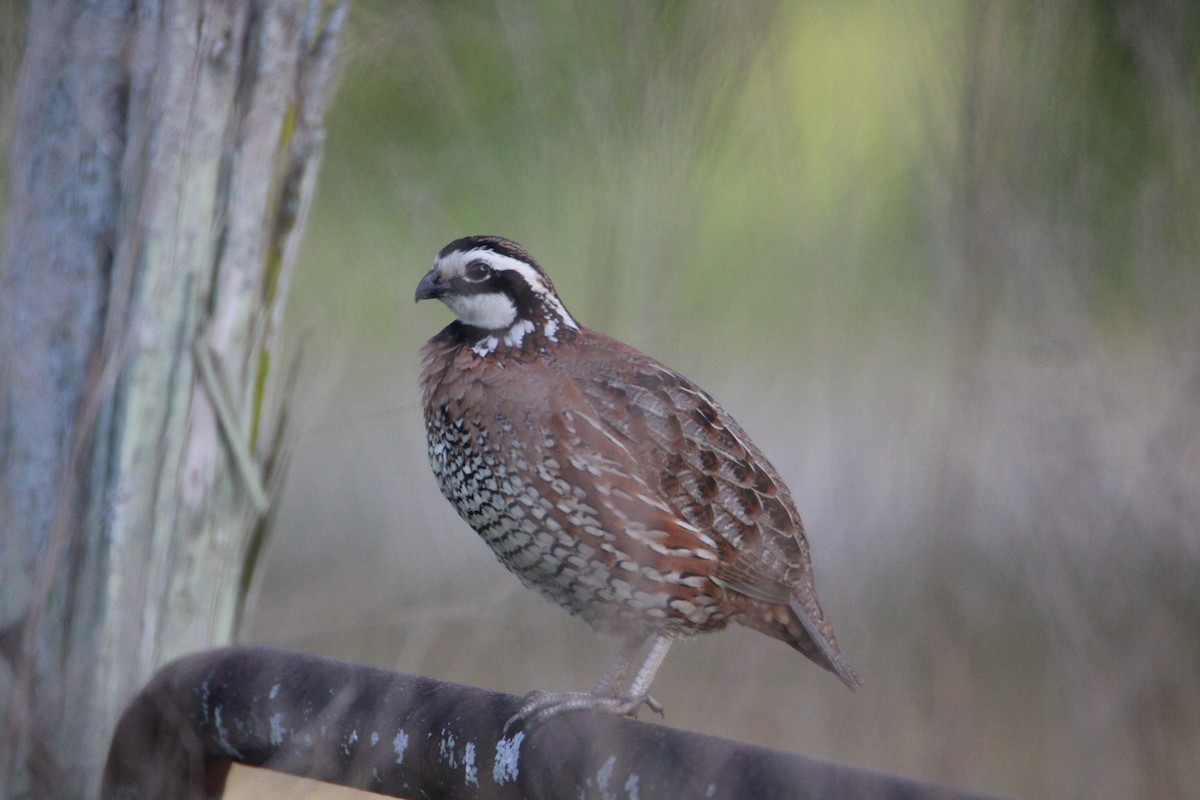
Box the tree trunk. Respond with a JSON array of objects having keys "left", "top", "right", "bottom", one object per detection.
[{"left": 0, "top": 2, "right": 345, "bottom": 797}]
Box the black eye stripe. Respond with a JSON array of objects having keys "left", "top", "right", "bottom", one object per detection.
[
  {"left": 451, "top": 266, "right": 509, "bottom": 294},
  {"left": 448, "top": 265, "right": 540, "bottom": 308},
  {"left": 450, "top": 277, "right": 499, "bottom": 295}
]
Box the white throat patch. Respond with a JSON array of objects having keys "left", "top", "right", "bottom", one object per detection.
[{"left": 442, "top": 292, "right": 517, "bottom": 330}]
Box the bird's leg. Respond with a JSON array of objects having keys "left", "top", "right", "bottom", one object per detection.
[
  {"left": 505, "top": 634, "right": 674, "bottom": 731},
  {"left": 623, "top": 634, "right": 672, "bottom": 715},
  {"left": 588, "top": 634, "right": 665, "bottom": 715},
  {"left": 589, "top": 634, "right": 647, "bottom": 697}
]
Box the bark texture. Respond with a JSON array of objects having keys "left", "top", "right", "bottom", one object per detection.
[{"left": 0, "top": 2, "right": 345, "bottom": 797}]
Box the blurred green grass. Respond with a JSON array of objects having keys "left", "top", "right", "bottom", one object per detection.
[{"left": 110, "top": 1, "right": 1200, "bottom": 799}]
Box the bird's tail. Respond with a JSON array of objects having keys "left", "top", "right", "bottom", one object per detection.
[{"left": 787, "top": 595, "right": 863, "bottom": 690}]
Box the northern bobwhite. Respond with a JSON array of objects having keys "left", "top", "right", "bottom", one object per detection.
[{"left": 416, "top": 235, "right": 860, "bottom": 725}]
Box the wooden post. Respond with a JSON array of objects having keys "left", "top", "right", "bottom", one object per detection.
[{"left": 0, "top": 3, "right": 346, "bottom": 798}]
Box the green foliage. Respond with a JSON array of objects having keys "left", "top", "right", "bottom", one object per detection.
[{"left": 298, "top": 0, "right": 1198, "bottom": 356}]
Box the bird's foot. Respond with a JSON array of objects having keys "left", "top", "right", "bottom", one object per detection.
[{"left": 503, "top": 689, "right": 665, "bottom": 732}]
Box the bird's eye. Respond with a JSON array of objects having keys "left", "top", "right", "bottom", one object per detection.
[{"left": 464, "top": 260, "right": 491, "bottom": 282}]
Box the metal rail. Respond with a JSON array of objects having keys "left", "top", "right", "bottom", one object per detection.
[{"left": 103, "top": 646, "right": 1012, "bottom": 800}]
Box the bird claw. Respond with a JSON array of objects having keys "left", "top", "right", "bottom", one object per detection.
[{"left": 503, "top": 689, "right": 665, "bottom": 733}]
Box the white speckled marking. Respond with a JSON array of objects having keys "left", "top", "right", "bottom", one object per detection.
[
  {"left": 597, "top": 755, "right": 616, "bottom": 795},
  {"left": 472, "top": 334, "right": 500, "bottom": 357},
  {"left": 438, "top": 730, "right": 458, "bottom": 767},
  {"left": 213, "top": 705, "right": 243, "bottom": 758},
  {"left": 493, "top": 731, "right": 524, "bottom": 784},
  {"left": 503, "top": 318, "right": 535, "bottom": 348},
  {"left": 393, "top": 730, "right": 409, "bottom": 764},
  {"left": 624, "top": 772, "right": 640, "bottom": 800},
  {"left": 269, "top": 713, "right": 285, "bottom": 746},
  {"left": 464, "top": 741, "right": 479, "bottom": 786}
]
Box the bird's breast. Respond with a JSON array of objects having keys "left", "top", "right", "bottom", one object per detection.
[{"left": 419, "top": 341, "right": 733, "bottom": 635}]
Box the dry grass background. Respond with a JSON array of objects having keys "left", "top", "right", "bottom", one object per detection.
[{"left": 226, "top": 3, "right": 1198, "bottom": 798}]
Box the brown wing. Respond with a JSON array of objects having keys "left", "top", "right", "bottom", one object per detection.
[
  {"left": 565, "top": 331, "right": 813, "bottom": 591},
  {"left": 536, "top": 382, "right": 733, "bottom": 633},
  {"left": 562, "top": 330, "right": 861, "bottom": 687}
]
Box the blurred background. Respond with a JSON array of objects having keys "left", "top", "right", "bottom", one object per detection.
[
  {"left": 9, "top": 2, "right": 1198, "bottom": 798},
  {"left": 245, "top": 3, "right": 1200, "bottom": 798}
]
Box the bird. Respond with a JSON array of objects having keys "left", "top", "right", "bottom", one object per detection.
[{"left": 415, "top": 235, "right": 860, "bottom": 727}]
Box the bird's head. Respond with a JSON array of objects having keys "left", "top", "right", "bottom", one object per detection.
[{"left": 416, "top": 236, "right": 579, "bottom": 351}]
